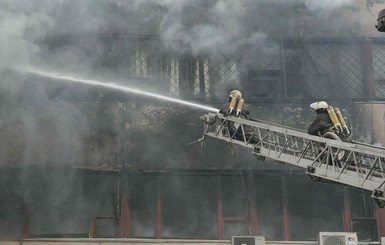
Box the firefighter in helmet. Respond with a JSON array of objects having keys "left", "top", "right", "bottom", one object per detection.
[
  {"left": 219, "top": 89, "right": 250, "bottom": 118},
  {"left": 307, "top": 101, "right": 334, "bottom": 136},
  {"left": 219, "top": 89, "right": 257, "bottom": 142}
]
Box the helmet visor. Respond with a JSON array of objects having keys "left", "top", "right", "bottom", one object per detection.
[{"left": 310, "top": 102, "right": 318, "bottom": 109}]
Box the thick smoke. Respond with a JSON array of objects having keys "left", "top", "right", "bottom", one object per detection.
[
  {"left": 1, "top": 0, "right": 385, "bottom": 239},
  {"left": 1, "top": 0, "right": 383, "bottom": 73},
  {"left": 156, "top": 1, "right": 267, "bottom": 55},
  {"left": 0, "top": 0, "right": 383, "bottom": 181},
  {"left": 0, "top": 4, "right": 50, "bottom": 71}
]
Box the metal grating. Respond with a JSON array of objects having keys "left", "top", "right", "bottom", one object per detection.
[
  {"left": 319, "top": 232, "right": 357, "bottom": 245},
  {"left": 322, "top": 236, "right": 346, "bottom": 245},
  {"left": 372, "top": 44, "right": 385, "bottom": 98},
  {"left": 72, "top": 35, "right": 385, "bottom": 101}
]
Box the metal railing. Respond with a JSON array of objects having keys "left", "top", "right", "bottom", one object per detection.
[{"left": 199, "top": 112, "right": 385, "bottom": 206}]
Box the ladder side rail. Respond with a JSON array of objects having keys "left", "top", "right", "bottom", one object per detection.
[
  {"left": 204, "top": 114, "right": 385, "bottom": 167},
  {"left": 218, "top": 113, "right": 385, "bottom": 154},
  {"left": 211, "top": 113, "right": 385, "bottom": 157},
  {"left": 202, "top": 113, "right": 385, "bottom": 207},
  {"left": 207, "top": 126, "right": 324, "bottom": 169},
  {"left": 205, "top": 127, "right": 385, "bottom": 191},
  {"left": 254, "top": 143, "right": 384, "bottom": 191}
]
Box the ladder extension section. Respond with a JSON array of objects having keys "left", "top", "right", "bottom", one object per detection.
[{"left": 200, "top": 112, "right": 385, "bottom": 207}]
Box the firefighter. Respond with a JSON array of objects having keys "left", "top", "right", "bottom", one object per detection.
[
  {"left": 219, "top": 90, "right": 250, "bottom": 118},
  {"left": 307, "top": 101, "right": 334, "bottom": 136},
  {"left": 219, "top": 90, "right": 257, "bottom": 143}
]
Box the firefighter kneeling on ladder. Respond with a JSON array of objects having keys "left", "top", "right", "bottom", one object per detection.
[
  {"left": 219, "top": 90, "right": 259, "bottom": 143},
  {"left": 307, "top": 101, "right": 351, "bottom": 141},
  {"left": 220, "top": 90, "right": 250, "bottom": 117},
  {"left": 307, "top": 101, "right": 352, "bottom": 163}
]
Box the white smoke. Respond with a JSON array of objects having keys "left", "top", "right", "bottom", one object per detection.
[
  {"left": 158, "top": 0, "right": 267, "bottom": 54},
  {"left": 0, "top": 0, "right": 383, "bottom": 71},
  {"left": 1, "top": 0, "right": 385, "bottom": 239},
  {"left": 304, "top": 0, "right": 355, "bottom": 11},
  {"left": 0, "top": 8, "right": 51, "bottom": 70},
  {"left": 0, "top": 0, "right": 383, "bottom": 169}
]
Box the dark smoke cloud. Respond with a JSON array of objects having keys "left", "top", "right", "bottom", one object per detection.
[
  {"left": 0, "top": 0, "right": 383, "bottom": 167},
  {"left": 0, "top": 0, "right": 383, "bottom": 170},
  {"left": 1, "top": 0, "right": 383, "bottom": 72},
  {"left": 1, "top": 0, "right": 384, "bottom": 239}
]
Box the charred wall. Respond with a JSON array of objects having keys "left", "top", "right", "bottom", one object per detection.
[{"left": 1, "top": 34, "right": 385, "bottom": 241}]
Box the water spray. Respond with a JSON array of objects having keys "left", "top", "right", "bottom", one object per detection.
[{"left": 23, "top": 68, "right": 220, "bottom": 113}]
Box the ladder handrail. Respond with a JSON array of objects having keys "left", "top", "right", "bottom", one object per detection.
[
  {"left": 212, "top": 113, "right": 385, "bottom": 156},
  {"left": 200, "top": 112, "right": 385, "bottom": 207}
]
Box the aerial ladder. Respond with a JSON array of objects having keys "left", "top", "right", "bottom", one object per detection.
[{"left": 199, "top": 112, "right": 385, "bottom": 207}]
